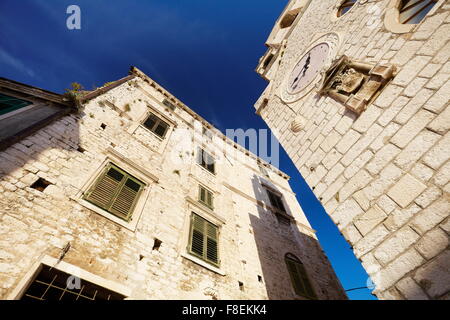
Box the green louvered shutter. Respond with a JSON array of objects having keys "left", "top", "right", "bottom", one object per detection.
[
  {"left": 198, "top": 185, "right": 214, "bottom": 209},
  {"left": 84, "top": 164, "right": 144, "bottom": 221},
  {"left": 190, "top": 214, "right": 206, "bottom": 257},
  {"left": 199, "top": 186, "right": 206, "bottom": 203},
  {"left": 206, "top": 190, "right": 213, "bottom": 209},
  {"left": 109, "top": 177, "right": 143, "bottom": 220},
  {"left": 206, "top": 222, "right": 218, "bottom": 264},
  {"left": 189, "top": 214, "right": 219, "bottom": 266}
]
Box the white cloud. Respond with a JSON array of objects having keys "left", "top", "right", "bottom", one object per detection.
[{"left": 0, "top": 48, "right": 37, "bottom": 79}]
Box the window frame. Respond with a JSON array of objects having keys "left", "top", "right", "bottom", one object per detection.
[
  {"left": 198, "top": 185, "right": 214, "bottom": 210},
  {"left": 0, "top": 93, "right": 33, "bottom": 116},
  {"left": 266, "top": 188, "right": 286, "bottom": 213},
  {"left": 197, "top": 147, "right": 216, "bottom": 175},
  {"left": 188, "top": 213, "right": 220, "bottom": 267},
  {"left": 73, "top": 148, "right": 158, "bottom": 232},
  {"left": 83, "top": 163, "right": 146, "bottom": 222},
  {"left": 142, "top": 112, "right": 170, "bottom": 139},
  {"left": 285, "top": 253, "right": 317, "bottom": 300},
  {"left": 7, "top": 255, "right": 130, "bottom": 300}
]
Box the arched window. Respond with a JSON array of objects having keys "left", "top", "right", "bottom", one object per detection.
[
  {"left": 337, "top": 0, "right": 357, "bottom": 17},
  {"left": 399, "top": 0, "right": 438, "bottom": 24},
  {"left": 285, "top": 253, "right": 317, "bottom": 299}
]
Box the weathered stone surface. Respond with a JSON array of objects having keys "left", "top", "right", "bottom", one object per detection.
[
  {"left": 0, "top": 70, "right": 348, "bottom": 300},
  {"left": 373, "top": 227, "right": 420, "bottom": 264},
  {"left": 255, "top": 0, "right": 450, "bottom": 300},
  {"left": 414, "top": 250, "right": 450, "bottom": 298},
  {"left": 396, "top": 277, "right": 429, "bottom": 300},
  {"left": 387, "top": 174, "right": 427, "bottom": 208},
  {"left": 354, "top": 206, "right": 386, "bottom": 236},
  {"left": 415, "top": 228, "right": 449, "bottom": 260}
]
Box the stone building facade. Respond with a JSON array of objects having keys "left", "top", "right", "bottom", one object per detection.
[
  {"left": 255, "top": 0, "right": 449, "bottom": 300},
  {"left": 0, "top": 67, "right": 346, "bottom": 300}
]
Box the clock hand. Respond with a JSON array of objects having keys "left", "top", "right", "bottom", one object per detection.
[{"left": 291, "top": 53, "right": 311, "bottom": 88}]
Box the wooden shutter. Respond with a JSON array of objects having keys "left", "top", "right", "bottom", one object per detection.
[
  {"left": 109, "top": 177, "right": 143, "bottom": 220},
  {"left": 189, "top": 214, "right": 219, "bottom": 266},
  {"left": 285, "top": 254, "right": 316, "bottom": 299},
  {"left": 190, "top": 214, "right": 206, "bottom": 257},
  {"left": 84, "top": 164, "right": 144, "bottom": 221},
  {"left": 199, "top": 186, "right": 213, "bottom": 209},
  {"left": 206, "top": 222, "right": 218, "bottom": 264},
  {"left": 276, "top": 196, "right": 286, "bottom": 212},
  {"left": 206, "top": 190, "right": 213, "bottom": 208},
  {"left": 85, "top": 165, "right": 124, "bottom": 210},
  {"left": 199, "top": 186, "right": 206, "bottom": 203},
  {"left": 286, "top": 258, "right": 304, "bottom": 295},
  {"left": 297, "top": 263, "right": 317, "bottom": 299}
]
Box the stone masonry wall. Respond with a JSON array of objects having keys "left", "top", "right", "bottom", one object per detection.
[
  {"left": 0, "top": 74, "right": 346, "bottom": 299},
  {"left": 256, "top": 0, "right": 450, "bottom": 299}
]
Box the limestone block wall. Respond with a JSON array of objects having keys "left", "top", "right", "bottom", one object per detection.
[
  {"left": 0, "top": 73, "right": 346, "bottom": 300},
  {"left": 256, "top": 0, "right": 450, "bottom": 299}
]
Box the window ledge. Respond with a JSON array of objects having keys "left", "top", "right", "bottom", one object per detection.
[
  {"left": 196, "top": 163, "right": 216, "bottom": 176},
  {"left": 138, "top": 124, "right": 165, "bottom": 141},
  {"left": 181, "top": 253, "right": 226, "bottom": 276},
  {"left": 72, "top": 198, "right": 138, "bottom": 232},
  {"left": 185, "top": 196, "right": 226, "bottom": 225}
]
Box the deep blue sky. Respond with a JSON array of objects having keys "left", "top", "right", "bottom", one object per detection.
[{"left": 0, "top": 0, "right": 375, "bottom": 299}]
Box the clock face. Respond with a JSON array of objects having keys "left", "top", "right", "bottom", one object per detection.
[{"left": 287, "top": 43, "right": 330, "bottom": 94}]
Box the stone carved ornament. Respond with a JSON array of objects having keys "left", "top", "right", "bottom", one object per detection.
[{"left": 318, "top": 55, "right": 396, "bottom": 114}]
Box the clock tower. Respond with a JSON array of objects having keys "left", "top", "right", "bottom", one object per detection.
[{"left": 255, "top": 0, "right": 450, "bottom": 300}]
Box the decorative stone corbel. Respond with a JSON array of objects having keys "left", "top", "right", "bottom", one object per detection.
[{"left": 318, "top": 55, "right": 396, "bottom": 114}]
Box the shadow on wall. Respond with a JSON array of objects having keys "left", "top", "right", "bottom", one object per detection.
[
  {"left": 0, "top": 110, "right": 82, "bottom": 195},
  {"left": 249, "top": 174, "right": 347, "bottom": 300}
]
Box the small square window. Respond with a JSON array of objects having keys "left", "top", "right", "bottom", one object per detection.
[
  {"left": 197, "top": 147, "right": 215, "bottom": 174},
  {"left": 143, "top": 113, "right": 169, "bottom": 138},
  {"left": 199, "top": 185, "right": 214, "bottom": 210},
  {"left": 162, "top": 99, "right": 176, "bottom": 111}
]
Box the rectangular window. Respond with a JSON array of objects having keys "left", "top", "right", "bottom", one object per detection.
[
  {"left": 143, "top": 113, "right": 169, "bottom": 138},
  {"left": 202, "top": 127, "right": 213, "bottom": 140},
  {"left": 20, "top": 265, "right": 125, "bottom": 300},
  {"left": 266, "top": 189, "right": 286, "bottom": 213},
  {"left": 0, "top": 93, "right": 32, "bottom": 116},
  {"left": 197, "top": 148, "right": 215, "bottom": 174},
  {"left": 84, "top": 163, "right": 145, "bottom": 221},
  {"left": 162, "top": 99, "right": 176, "bottom": 111},
  {"left": 198, "top": 185, "right": 214, "bottom": 209},
  {"left": 188, "top": 213, "right": 219, "bottom": 266}
]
